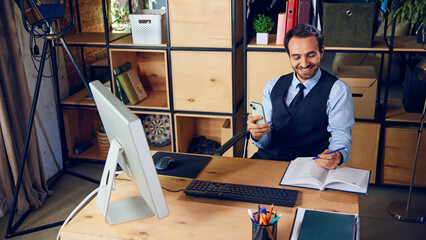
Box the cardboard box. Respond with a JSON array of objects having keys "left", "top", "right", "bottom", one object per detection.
[{"left": 336, "top": 66, "right": 377, "bottom": 119}]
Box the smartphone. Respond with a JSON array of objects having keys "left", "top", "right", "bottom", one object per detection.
[{"left": 249, "top": 101, "right": 266, "bottom": 124}]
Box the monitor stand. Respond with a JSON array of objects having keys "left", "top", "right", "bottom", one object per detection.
[{"left": 96, "top": 139, "right": 154, "bottom": 225}]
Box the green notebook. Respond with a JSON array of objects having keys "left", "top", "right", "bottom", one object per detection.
[{"left": 298, "top": 210, "right": 356, "bottom": 240}]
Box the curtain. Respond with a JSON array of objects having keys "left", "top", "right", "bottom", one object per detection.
[{"left": 0, "top": 0, "right": 50, "bottom": 216}]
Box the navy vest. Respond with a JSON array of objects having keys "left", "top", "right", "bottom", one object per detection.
[{"left": 254, "top": 70, "right": 338, "bottom": 161}]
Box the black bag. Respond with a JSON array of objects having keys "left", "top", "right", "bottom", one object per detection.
[
  {"left": 188, "top": 136, "right": 220, "bottom": 155},
  {"left": 402, "top": 61, "right": 426, "bottom": 113}
]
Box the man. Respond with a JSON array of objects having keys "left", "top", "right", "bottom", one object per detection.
[{"left": 247, "top": 23, "right": 354, "bottom": 170}]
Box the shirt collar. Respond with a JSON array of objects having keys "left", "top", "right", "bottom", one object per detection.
[{"left": 291, "top": 69, "right": 322, "bottom": 91}]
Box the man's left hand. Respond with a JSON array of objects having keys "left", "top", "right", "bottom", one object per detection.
[{"left": 314, "top": 149, "right": 342, "bottom": 170}]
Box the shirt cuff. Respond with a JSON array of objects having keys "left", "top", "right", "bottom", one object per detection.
[{"left": 340, "top": 149, "right": 349, "bottom": 164}]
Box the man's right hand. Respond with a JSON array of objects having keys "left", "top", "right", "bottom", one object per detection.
[{"left": 247, "top": 113, "right": 270, "bottom": 141}]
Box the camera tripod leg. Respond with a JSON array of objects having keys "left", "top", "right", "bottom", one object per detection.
[
  {"left": 6, "top": 38, "right": 56, "bottom": 238},
  {"left": 59, "top": 37, "right": 93, "bottom": 99}
]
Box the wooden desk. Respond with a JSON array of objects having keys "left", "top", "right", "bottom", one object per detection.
[{"left": 60, "top": 155, "right": 359, "bottom": 239}]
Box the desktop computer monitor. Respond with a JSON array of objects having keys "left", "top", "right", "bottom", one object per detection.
[{"left": 89, "top": 80, "right": 169, "bottom": 224}]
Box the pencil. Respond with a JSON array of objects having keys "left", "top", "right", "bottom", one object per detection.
[
  {"left": 267, "top": 204, "right": 274, "bottom": 222},
  {"left": 265, "top": 226, "right": 274, "bottom": 240}
]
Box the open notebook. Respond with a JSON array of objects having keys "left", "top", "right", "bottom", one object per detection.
[{"left": 280, "top": 157, "right": 370, "bottom": 194}]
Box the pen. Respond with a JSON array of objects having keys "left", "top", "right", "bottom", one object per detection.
[
  {"left": 269, "top": 214, "right": 282, "bottom": 224},
  {"left": 312, "top": 147, "right": 346, "bottom": 160},
  {"left": 258, "top": 204, "right": 260, "bottom": 220},
  {"left": 248, "top": 209, "right": 256, "bottom": 222}
]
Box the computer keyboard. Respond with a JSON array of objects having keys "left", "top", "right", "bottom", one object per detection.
[{"left": 184, "top": 180, "right": 298, "bottom": 207}]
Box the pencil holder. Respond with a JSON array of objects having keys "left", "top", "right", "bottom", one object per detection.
[{"left": 252, "top": 212, "right": 278, "bottom": 240}]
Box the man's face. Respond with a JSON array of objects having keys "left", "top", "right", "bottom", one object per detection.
[{"left": 287, "top": 36, "right": 324, "bottom": 82}]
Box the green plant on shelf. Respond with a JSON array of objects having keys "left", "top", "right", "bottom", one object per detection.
[
  {"left": 389, "top": 0, "right": 425, "bottom": 36},
  {"left": 111, "top": 0, "right": 130, "bottom": 32},
  {"left": 253, "top": 14, "right": 274, "bottom": 33},
  {"left": 110, "top": 0, "right": 157, "bottom": 33}
]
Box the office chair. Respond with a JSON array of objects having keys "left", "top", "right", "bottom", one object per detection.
[{"left": 213, "top": 130, "right": 251, "bottom": 158}]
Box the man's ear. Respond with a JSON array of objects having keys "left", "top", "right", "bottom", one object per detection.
[{"left": 319, "top": 46, "right": 325, "bottom": 58}]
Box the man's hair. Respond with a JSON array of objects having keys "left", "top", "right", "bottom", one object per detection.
[{"left": 284, "top": 23, "right": 324, "bottom": 54}]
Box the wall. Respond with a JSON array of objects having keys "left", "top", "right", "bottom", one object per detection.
[{"left": 61, "top": 0, "right": 108, "bottom": 94}]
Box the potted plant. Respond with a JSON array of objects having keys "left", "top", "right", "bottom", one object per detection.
[
  {"left": 390, "top": 0, "right": 426, "bottom": 43},
  {"left": 253, "top": 14, "right": 274, "bottom": 45},
  {"left": 110, "top": 0, "right": 157, "bottom": 33}
]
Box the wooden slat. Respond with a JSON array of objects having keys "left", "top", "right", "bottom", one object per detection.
[
  {"left": 386, "top": 99, "right": 422, "bottom": 123},
  {"left": 171, "top": 51, "right": 233, "bottom": 113},
  {"left": 110, "top": 34, "right": 168, "bottom": 47},
  {"left": 382, "top": 127, "right": 426, "bottom": 186},
  {"left": 247, "top": 51, "right": 293, "bottom": 109},
  {"left": 61, "top": 88, "right": 95, "bottom": 106},
  {"left": 63, "top": 32, "right": 129, "bottom": 45},
  {"left": 169, "top": 0, "right": 241, "bottom": 48},
  {"left": 392, "top": 36, "right": 426, "bottom": 52},
  {"left": 247, "top": 34, "right": 287, "bottom": 49},
  {"left": 248, "top": 36, "right": 389, "bottom": 52},
  {"left": 174, "top": 115, "right": 195, "bottom": 153},
  {"left": 343, "top": 122, "right": 380, "bottom": 183}
]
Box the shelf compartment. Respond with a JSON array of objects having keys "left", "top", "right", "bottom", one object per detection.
[
  {"left": 382, "top": 126, "right": 426, "bottom": 186},
  {"left": 61, "top": 88, "right": 95, "bottom": 107},
  {"left": 174, "top": 114, "right": 234, "bottom": 154},
  {"left": 64, "top": 108, "right": 173, "bottom": 161},
  {"left": 63, "top": 32, "right": 129, "bottom": 46},
  {"left": 168, "top": 0, "right": 243, "bottom": 48},
  {"left": 109, "top": 49, "right": 169, "bottom": 109},
  {"left": 247, "top": 51, "right": 293, "bottom": 109},
  {"left": 171, "top": 50, "right": 240, "bottom": 113},
  {"left": 134, "top": 111, "right": 173, "bottom": 152},
  {"left": 63, "top": 107, "right": 104, "bottom": 161},
  {"left": 385, "top": 99, "right": 423, "bottom": 123}
]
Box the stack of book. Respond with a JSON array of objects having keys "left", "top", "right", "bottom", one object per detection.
[
  {"left": 113, "top": 62, "right": 148, "bottom": 105},
  {"left": 276, "top": 0, "right": 312, "bottom": 45}
]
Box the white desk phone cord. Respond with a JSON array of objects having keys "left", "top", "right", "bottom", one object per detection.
[{"left": 56, "top": 170, "right": 123, "bottom": 240}]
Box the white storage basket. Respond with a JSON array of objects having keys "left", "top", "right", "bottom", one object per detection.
[{"left": 129, "top": 9, "right": 166, "bottom": 44}]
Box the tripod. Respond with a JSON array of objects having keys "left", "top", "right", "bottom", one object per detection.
[{"left": 6, "top": 0, "right": 98, "bottom": 238}]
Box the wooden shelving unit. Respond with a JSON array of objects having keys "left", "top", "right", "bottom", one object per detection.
[
  {"left": 60, "top": 0, "right": 245, "bottom": 162},
  {"left": 59, "top": 1, "right": 425, "bottom": 186}
]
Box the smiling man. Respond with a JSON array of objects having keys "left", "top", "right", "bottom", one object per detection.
[{"left": 247, "top": 23, "right": 354, "bottom": 170}]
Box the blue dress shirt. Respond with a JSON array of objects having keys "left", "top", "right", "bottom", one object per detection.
[{"left": 252, "top": 69, "right": 355, "bottom": 163}]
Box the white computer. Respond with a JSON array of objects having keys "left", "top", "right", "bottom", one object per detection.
[{"left": 89, "top": 80, "right": 169, "bottom": 224}]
